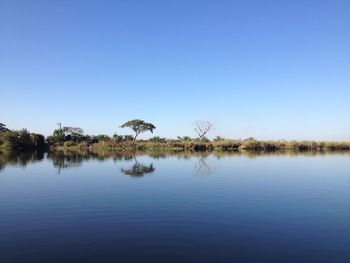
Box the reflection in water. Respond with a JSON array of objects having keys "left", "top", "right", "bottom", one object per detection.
[
  {"left": 120, "top": 155, "right": 155, "bottom": 177},
  {"left": 1, "top": 149, "right": 350, "bottom": 262},
  {"left": 195, "top": 157, "right": 212, "bottom": 176},
  {"left": 48, "top": 152, "right": 84, "bottom": 174},
  {"left": 0, "top": 150, "right": 44, "bottom": 172},
  {"left": 47, "top": 151, "right": 135, "bottom": 174},
  {"left": 121, "top": 163, "right": 155, "bottom": 177},
  {"left": 1, "top": 149, "right": 350, "bottom": 174}
]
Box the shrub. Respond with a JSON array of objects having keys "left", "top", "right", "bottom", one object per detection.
[{"left": 63, "top": 140, "right": 76, "bottom": 147}]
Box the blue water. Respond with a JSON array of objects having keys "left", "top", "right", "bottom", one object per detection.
[{"left": 0, "top": 152, "right": 349, "bottom": 262}]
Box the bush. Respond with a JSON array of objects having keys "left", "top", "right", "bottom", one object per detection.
[
  {"left": 149, "top": 136, "right": 167, "bottom": 143},
  {"left": 0, "top": 129, "right": 46, "bottom": 150},
  {"left": 63, "top": 140, "right": 76, "bottom": 147}
]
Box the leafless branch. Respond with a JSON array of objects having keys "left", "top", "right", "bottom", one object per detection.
[{"left": 194, "top": 120, "right": 213, "bottom": 139}]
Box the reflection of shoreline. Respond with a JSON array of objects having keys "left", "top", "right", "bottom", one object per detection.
[
  {"left": 48, "top": 152, "right": 84, "bottom": 174},
  {"left": 1, "top": 148, "right": 350, "bottom": 173},
  {"left": 0, "top": 150, "right": 45, "bottom": 172}
]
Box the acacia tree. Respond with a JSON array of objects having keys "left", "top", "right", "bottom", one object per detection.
[
  {"left": 120, "top": 119, "right": 156, "bottom": 142},
  {"left": 194, "top": 120, "right": 213, "bottom": 140}
]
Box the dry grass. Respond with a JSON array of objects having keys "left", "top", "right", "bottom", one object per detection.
[{"left": 52, "top": 138, "right": 350, "bottom": 152}]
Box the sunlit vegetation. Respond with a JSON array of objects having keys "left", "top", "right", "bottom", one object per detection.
[
  {"left": 0, "top": 123, "right": 45, "bottom": 150},
  {"left": 87, "top": 137, "right": 350, "bottom": 152},
  {"left": 1, "top": 121, "right": 350, "bottom": 152}
]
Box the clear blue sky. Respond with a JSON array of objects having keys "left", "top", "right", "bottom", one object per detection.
[{"left": 1, "top": 0, "right": 349, "bottom": 140}]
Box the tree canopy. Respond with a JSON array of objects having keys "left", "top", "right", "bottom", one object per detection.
[
  {"left": 0, "top": 123, "right": 9, "bottom": 132},
  {"left": 47, "top": 125, "right": 84, "bottom": 145},
  {"left": 120, "top": 119, "right": 156, "bottom": 141},
  {"left": 0, "top": 128, "right": 45, "bottom": 149}
]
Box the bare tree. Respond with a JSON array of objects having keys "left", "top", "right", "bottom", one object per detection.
[{"left": 194, "top": 120, "right": 213, "bottom": 139}]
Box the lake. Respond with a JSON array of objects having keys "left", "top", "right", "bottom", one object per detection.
[{"left": 0, "top": 151, "right": 349, "bottom": 262}]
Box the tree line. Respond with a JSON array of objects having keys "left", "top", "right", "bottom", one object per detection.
[
  {"left": 0, "top": 119, "right": 160, "bottom": 149},
  {"left": 0, "top": 123, "right": 46, "bottom": 150},
  {"left": 0, "top": 119, "right": 214, "bottom": 150},
  {"left": 2, "top": 120, "right": 350, "bottom": 152}
]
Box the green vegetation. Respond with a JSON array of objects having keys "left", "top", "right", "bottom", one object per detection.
[
  {"left": 87, "top": 138, "right": 350, "bottom": 152},
  {"left": 47, "top": 125, "right": 85, "bottom": 145},
  {"left": 0, "top": 123, "right": 45, "bottom": 150},
  {"left": 0, "top": 123, "right": 9, "bottom": 132},
  {"left": 1, "top": 121, "right": 350, "bottom": 152}
]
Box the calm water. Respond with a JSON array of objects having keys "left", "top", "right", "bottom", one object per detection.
[{"left": 0, "top": 151, "right": 349, "bottom": 262}]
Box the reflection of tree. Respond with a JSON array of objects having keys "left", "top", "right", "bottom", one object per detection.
[
  {"left": 47, "top": 152, "right": 84, "bottom": 174},
  {"left": 46, "top": 150, "right": 143, "bottom": 174},
  {"left": 3, "top": 149, "right": 349, "bottom": 175},
  {"left": 120, "top": 155, "right": 155, "bottom": 177},
  {"left": 0, "top": 150, "right": 44, "bottom": 172},
  {"left": 0, "top": 159, "right": 4, "bottom": 172},
  {"left": 194, "top": 157, "right": 212, "bottom": 176}
]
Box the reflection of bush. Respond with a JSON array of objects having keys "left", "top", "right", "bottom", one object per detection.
[
  {"left": 48, "top": 148, "right": 350, "bottom": 164},
  {"left": 46, "top": 150, "right": 142, "bottom": 173},
  {"left": 1, "top": 148, "right": 350, "bottom": 174},
  {"left": 47, "top": 151, "right": 85, "bottom": 172},
  {"left": 0, "top": 150, "right": 45, "bottom": 172}
]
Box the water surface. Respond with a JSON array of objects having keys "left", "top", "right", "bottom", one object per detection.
[{"left": 0, "top": 151, "right": 349, "bottom": 262}]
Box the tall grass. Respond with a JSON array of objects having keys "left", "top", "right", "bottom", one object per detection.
[{"left": 52, "top": 138, "right": 350, "bottom": 152}]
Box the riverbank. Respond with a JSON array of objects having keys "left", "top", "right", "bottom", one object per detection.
[{"left": 51, "top": 139, "right": 350, "bottom": 152}]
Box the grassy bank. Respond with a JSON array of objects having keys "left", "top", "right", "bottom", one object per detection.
[
  {"left": 2, "top": 122, "right": 349, "bottom": 153},
  {"left": 51, "top": 139, "right": 350, "bottom": 152}
]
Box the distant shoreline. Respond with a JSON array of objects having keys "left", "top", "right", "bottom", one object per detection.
[
  {"left": 49, "top": 139, "right": 350, "bottom": 153},
  {"left": 1, "top": 123, "right": 350, "bottom": 152}
]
